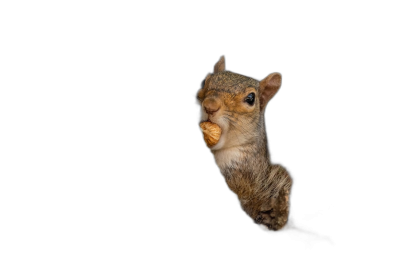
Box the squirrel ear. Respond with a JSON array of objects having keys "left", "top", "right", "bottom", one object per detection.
[
  {"left": 214, "top": 56, "right": 225, "bottom": 73},
  {"left": 259, "top": 72, "right": 282, "bottom": 110}
]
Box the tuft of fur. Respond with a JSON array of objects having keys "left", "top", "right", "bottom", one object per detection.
[{"left": 198, "top": 56, "right": 293, "bottom": 230}]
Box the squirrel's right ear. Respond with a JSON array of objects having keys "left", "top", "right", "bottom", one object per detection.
[
  {"left": 214, "top": 56, "right": 225, "bottom": 73},
  {"left": 197, "top": 74, "right": 211, "bottom": 101}
]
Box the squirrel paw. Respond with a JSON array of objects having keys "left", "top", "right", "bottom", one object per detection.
[
  {"left": 254, "top": 209, "right": 275, "bottom": 230},
  {"left": 255, "top": 208, "right": 287, "bottom": 230}
]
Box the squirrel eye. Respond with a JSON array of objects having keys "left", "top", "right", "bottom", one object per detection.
[
  {"left": 200, "top": 79, "right": 206, "bottom": 88},
  {"left": 245, "top": 93, "right": 255, "bottom": 105}
]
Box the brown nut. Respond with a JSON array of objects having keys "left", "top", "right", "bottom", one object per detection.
[{"left": 200, "top": 121, "right": 222, "bottom": 147}]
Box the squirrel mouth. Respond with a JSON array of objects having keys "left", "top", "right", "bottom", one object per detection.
[
  {"left": 201, "top": 119, "right": 221, "bottom": 129},
  {"left": 200, "top": 118, "right": 212, "bottom": 123},
  {"left": 199, "top": 120, "right": 222, "bottom": 148}
]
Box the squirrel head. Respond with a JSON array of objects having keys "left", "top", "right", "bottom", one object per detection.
[{"left": 197, "top": 56, "right": 282, "bottom": 151}]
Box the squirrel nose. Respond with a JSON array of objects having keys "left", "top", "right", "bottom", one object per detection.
[{"left": 203, "top": 97, "right": 221, "bottom": 115}]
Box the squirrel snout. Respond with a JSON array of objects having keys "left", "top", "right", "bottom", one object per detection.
[{"left": 203, "top": 97, "right": 221, "bottom": 115}]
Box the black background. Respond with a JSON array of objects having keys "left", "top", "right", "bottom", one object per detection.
[{"left": 69, "top": 19, "right": 396, "bottom": 264}]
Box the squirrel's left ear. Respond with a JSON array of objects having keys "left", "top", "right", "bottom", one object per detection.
[
  {"left": 214, "top": 56, "right": 225, "bottom": 73},
  {"left": 259, "top": 72, "right": 282, "bottom": 110}
]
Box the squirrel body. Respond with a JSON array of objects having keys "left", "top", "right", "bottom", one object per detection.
[{"left": 198, "top": 56, "right": 292, "bottom": 230}]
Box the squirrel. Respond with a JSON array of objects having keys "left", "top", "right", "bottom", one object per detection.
[{"left": 197, "top": 56, "right": 293, "bottom": 230}]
